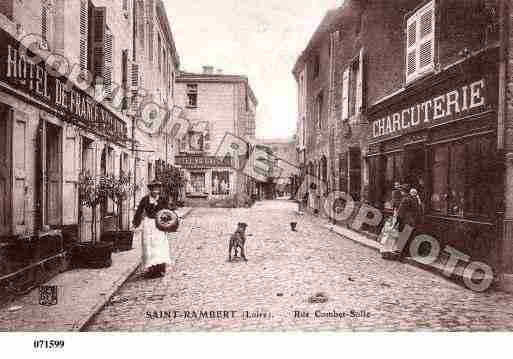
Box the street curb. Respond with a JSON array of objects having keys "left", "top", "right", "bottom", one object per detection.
[
  {"left": 74, "top": 207, "right": 194, "bottom": 332},
  {"left": 326, "top": 224, "right": 382, "bottom": 252}
]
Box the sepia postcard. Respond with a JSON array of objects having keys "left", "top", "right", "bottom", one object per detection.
[{"left": 0, "top": 1, "right": 513, "bottom": 352}]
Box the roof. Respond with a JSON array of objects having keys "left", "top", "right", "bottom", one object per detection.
[
  {"left": 177, "top": 71, "right": 258, "bottom": 106},
  {"left": 292, "top": 2, "right": 361, "bottom": 77},
  {"left": 156, "top": 0, "right": 180, "bottom": 68}
]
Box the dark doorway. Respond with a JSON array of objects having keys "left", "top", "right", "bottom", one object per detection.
[{"left": 404, "top": 145, "right": 426, "bottom": 200}]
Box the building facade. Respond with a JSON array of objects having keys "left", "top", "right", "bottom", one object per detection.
[
  {"left": 174, "top": 67, "right": 258, "bottom": 201},
  {"left": 295, "top": 0, "right": 513, "bottom": 291},
  {"left": 0, "top": 0, "right": 178, "bottom": 290},
  {"left": 256, "top": 138, "right": 299, "bottom": 198}
]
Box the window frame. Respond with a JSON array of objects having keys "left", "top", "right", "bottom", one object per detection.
[
  {"left": 186, "top": 83, "right": 198, "bottom": 108},
  {"left": 405, "top": 0, "right": 436, "bottom": 84}
]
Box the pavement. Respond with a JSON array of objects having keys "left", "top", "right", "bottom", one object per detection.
[
  {"left": 84, "top": 200, "right": 513, "bottom": 331},
  {"left": 0, "top": 207, "right": 192, "bottom": 332}
]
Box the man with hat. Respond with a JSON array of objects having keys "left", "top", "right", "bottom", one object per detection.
[
  {"left": 133, "top": 180, "right": 173, "bottom": 278},
  {"left": 397, "top": 184, "right": 423, "bottom": 256}
]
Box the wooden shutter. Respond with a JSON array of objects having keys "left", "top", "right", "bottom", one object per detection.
[
  {"left": 341, "top": 68, "right": 349, "bottom": 120},
  {"left": 418, "top": 3, "right": 434, "bottom": 71},
  {"left": 63, "top": 125, "right": 80, "bottom": 225},
  {"left": 79, "top": 0, "right": 88, "bottom": 71},
  {"left": 406, "top": 1, "right": 434, "bottom": 82},
  {"left": 356, "top": 48, "right": 364, "bottom": 114},
  {"left": 148, "top": 23, "right": 154, "bottom": 61},
  {"left": 90, "top": 7, "right": 106, "bottom": 80},
  {"left": 41, "top": 4, "right": 48, "bottom": 44},
  {"left": 406, "top": 14, "right": 417, "bottom": 81},
  {"left": 130, "top": 62, "right": 140, "bottom": 114},
  {"left": 12, "top": 110, "right": 28, "bottom": 234},
  {"left": 0, "top": 105, "right": 12, "bottom": 236},
  {"left": 104, "top": 28, "right": 114, "bottom": 98}
]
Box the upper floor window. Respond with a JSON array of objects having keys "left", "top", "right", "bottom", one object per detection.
[
  {"left": 313, "top": 54, "right": 320, "bottom": 79},
  {"left": 187, "top": 84, "right": 198, "bottom": 108},
  {"left": 406, "top": 1, "right": 435, "bottom": 83},
  {"left": 314, "top": 91, "right": 323, "bottom": 130},
  {"left": 158, "top": 34, "right": 162, "bottom": 72},
  {"left": 342, "top": 49, "right": 364, "bottom": 122}
]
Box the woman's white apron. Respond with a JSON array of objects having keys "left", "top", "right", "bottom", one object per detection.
[{"left": 139, "top": 217, "right": 173, "bottom": 269}]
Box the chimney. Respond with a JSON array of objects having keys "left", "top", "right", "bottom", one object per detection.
[{"left": 202, "top": 66, "right": 214, "bottom": 74}]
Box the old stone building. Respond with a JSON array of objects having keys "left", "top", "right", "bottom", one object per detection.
[
  {"left": 174, "top": 67, "right": 258, "bottom": 201},
  {"left": 0, "top": 0, "right": 178, "bottom": 288},
  {"left": 295, "top": 0, "right": 513, "bottom": 292}
]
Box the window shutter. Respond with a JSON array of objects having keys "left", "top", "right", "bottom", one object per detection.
[
  {"left": 341, "top": 68, "right": 349, "bottom": 120},
  {"left": 91, "top": 7, "right": 106, "bottom": 81},
  {"left": 130, "top": 62, "right": 140, "bottom": 114},
  {"left": 356, "top": 48, "right": 364, "bottom": 114},
  {"left": 79, "top": 0, "right": 88, "bottom": 71},
  {"left": 418, "top": 5, "right": 434, "bottom": 71},
  {"left": 0, "top": 105, "right": 12, "bottom": 236},
  {"left": 406, "top": 16, "right": 417, "bottom": 81},
  {"left": 104, "top": 29, "right": 114, "bottom": 99},
  {"left": 63, "top": 125, "right": 79, "bottom": 225},
  {"left": 41, "top": 4, "right": 48, "bottom": 44},
  {"left": 12, "top": 110, "right": 28, "bottom": 234},
  {"left": 148, "top": 23, "right": 154, "bottom": 61},
  {"left": 406, "top": 1, "right": 434, "bottom": 82}
]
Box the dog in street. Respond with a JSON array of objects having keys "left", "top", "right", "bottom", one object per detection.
[{"left": 228, "top": 222, "right": 248, "bottom": 262}]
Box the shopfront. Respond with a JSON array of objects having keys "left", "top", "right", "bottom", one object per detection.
[
  {"left": 175, "top": 155, "right": 234, "bottom": 198},
  {"left": 366, "top": 50, "right": 502, "bottom": 269}
]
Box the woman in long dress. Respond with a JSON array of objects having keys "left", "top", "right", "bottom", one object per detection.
[{"left": 132, "top": 180, "right": 172, "bottom": 278}]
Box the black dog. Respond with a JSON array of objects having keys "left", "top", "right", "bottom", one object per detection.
[{"left": 228, "top": 222, "right": 248, "bottom": 262}]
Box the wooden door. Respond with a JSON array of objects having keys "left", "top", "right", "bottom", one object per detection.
[
  {"left": 12, "top": 110, "right": 28, "bottom": 234},
  {"left": 0, "top": 105, "right": 11, "bottom": 236},
  {"left": 45, "top": 123, "right": 62, "bottom": 226},
  {"left": 63, "top": 125, "right": 80, "bottom": 225},
  {"left": 79, "top": 138, "right": 94, "bottom": 242}
]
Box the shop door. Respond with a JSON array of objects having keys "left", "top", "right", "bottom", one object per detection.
[
  {"left": 348, "top": 147, "right": 362, "bottom": 201},
  {"left": 190, "top": 172, "right": 205, "bottom": 193},
  {"left": 79, "top": 138, "right": 95, "bottom": 242},
  {"left": 45, "top": 123, "right": 62, "bottom": 226},
  {"left": 0, "top": 105, "right": 11, "bottom": 236},
  {"left": 404, "top": 145, "right": 426, "bottom": 199}
]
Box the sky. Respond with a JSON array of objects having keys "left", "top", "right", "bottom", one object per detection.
[{"left": 164, "top": 0, "right": 341, "bottom": 140}]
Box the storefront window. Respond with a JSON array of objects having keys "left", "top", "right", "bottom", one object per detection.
[
  {"left": 430, "top": 136, "right": 496, "bottom": 220},
  {"left": 212, "top": 171, "right": 230, "bottom": 195},
  {"left": 431, "top": 144, "right": 448, "bottom": 214}
]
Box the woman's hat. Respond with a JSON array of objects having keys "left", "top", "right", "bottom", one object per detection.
[{"left": 147, "top": 180, "right": 163, "bottom": 189}]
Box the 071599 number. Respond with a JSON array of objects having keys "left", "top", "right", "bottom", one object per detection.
[{"left": 33, "top": 340, "right": 64, "bottom": 349}]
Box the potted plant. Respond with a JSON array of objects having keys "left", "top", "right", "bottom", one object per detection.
[
  {"left": 100, "top": 171, "right": 140, "bottom": 252},
  {"left": 73, "top": 171, "right": 114, "bottom": 268}
]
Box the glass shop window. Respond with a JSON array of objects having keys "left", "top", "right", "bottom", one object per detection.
[{"left": 430, "top": 135, "right": 497, "bottom": 220}]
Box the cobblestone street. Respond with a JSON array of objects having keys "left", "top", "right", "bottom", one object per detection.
[{"left": 86, "top": 200, "right": 513, "bottom": 331}]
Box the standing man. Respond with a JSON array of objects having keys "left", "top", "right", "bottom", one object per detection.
[{"left": 397, "top": 185, "right": 423, "bottom": 256}]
